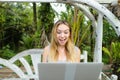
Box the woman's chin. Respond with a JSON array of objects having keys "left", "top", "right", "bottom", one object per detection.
[{"left": 59, "top": 42, "right": 66, "bottom": 46}]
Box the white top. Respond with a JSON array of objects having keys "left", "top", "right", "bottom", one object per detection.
[{"left": 46, "top": 45, "right": 79, "bottom": 63}]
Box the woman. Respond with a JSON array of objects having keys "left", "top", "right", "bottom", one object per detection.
[{"left": 42, "top": 20, "right": 81, "bottom": 62}]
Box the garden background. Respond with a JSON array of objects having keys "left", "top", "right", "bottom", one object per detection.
[{"left": 0, "top": 2, "right": 120, "bottom": 79}]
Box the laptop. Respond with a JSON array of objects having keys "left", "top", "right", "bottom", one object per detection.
[{"left": 37, "top": 62, "right": 103, "bottom": 80}]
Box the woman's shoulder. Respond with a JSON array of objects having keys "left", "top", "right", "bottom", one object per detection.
[
  {"left": 44, "top": 45, "right": 50, "bottom": 51},
  {"left": 44, "top": 44, "right": 51, "bottom": 50},
  {"left": 43, "top": 45, "right": 50, "bottom": 57},
  {"left": 43, "top": 45, "right": 50, "bottom": 62},
  {"left": 43, "top": 45, "right": 51, "bottom": 55},
  {"left": 74, "top": 46, "right": 80, "bottom": 51},
  {"left": 74, "top": 46, "right": 81, "bottom": 55}
]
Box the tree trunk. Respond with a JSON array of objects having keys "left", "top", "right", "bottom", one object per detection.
[{"left": 33, "top": 2, "right": 37, "bottom": 30}]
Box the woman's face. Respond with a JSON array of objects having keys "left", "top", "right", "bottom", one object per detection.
[{"left": 56, "top": 24, "right": 70, "bottom": 46}]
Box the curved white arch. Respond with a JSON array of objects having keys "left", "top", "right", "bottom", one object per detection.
[{"left": 71, "top": 0, "right": 120, "bottom": 36}]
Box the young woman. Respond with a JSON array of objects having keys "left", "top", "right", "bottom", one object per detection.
[{"left": 42, "top": 20, "right": 81, "bottom": 62}]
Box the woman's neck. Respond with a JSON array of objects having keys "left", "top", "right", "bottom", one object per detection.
[
  {"left": 57, "top": 46, "right": 67, "bottom": 61},
  {"left": 58, "top": 46, "right": 65, "bottom": 52}
]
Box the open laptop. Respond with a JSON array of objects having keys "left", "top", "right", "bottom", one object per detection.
[{"left": 37, "top": 62, "right": 103, "bottom": 80}]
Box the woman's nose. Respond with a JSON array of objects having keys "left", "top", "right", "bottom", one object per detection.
[{"left": 61, "top": 33, "right": 64, "bottom": 37}]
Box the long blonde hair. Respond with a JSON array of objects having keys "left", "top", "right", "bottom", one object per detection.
[{"left": 49, "top": 20, "right": 77, "bottom": 62}]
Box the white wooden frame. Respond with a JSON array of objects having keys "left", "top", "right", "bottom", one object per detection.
[
  {"left": 0, "top": 49, "right": 118, "bottom": 80},
  {"left": 0, "top": 49, "right": 88, "bottom": 80}
]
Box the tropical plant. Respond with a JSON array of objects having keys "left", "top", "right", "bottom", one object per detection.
[
  {"left": 103, "top": 19, "right": 118, "bottom": 47},
  {"left": 102, "top": 42, "right": 120, "bottom": 79},
  {"left": 0, "top": 45, "right": 15, "bottom": 59},
  {"left": 60, "top": 4, "right": 92, "bottom": 48},
  {"left": 38, "top": 3, "right": 55, "bottom": 41},
  {"left": 102, "top": 42, "right": 120, "bottom": 63},
  {"left": 0, "top": 2, "right": 33, "bottom": 51}
]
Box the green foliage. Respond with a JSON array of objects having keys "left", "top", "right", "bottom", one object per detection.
[
  {"left": 111, "top": 42, "right": 120, "bottom": 62},
  {"left": 20, "top": 34, "right": 34, "bottom": 49},
  {"left": 102, "top": 47, "right": 112, "bottom": 64},
  {"left": 60, "top": 4, "right": 92, "bottom": 47},
  {"left": 0, "top": 2, "right": 120, "bottom": 67},
  {"left": 19, "top": 31, "right": 42, "bottom": 50},
  {"left": 0, "top": 45, "right": 15, "bottom": 59},
  {"left": 0, "top": 2, "right": 33, "bottom": 51},
  {"left": 103, "top": 19, "right": 118, "bottom": 46},
  {"left": 103, "top": 42, "right": 120, "bottom": 79},
  {"left": 102, "top": 42, "right": 120, "bottom": 64},
  {"left": 0, "top": 2, "right": 54, "bottom": 58},
  {"left": 81, "top": 44, "right": 93, "bottom": 61},
  {"left": 38, "top": 3, "right": 55, "bottom": 40}
]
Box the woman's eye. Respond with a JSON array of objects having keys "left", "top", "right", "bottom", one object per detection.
[
  {"left": 57, "top": 31, "right": 61, "bottom": 34},
  {"left": 64, "top": 31, "right": 69, "bottom": 34}
]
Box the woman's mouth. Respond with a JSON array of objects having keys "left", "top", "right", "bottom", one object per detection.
[{"left": 59, "top": 39, "right": 66, "bottom": 44}]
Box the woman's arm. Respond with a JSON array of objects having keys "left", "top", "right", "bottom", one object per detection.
[
  {"left": 42, "top": 46, "right": 49, "bottom": 62},
  {"left": 75, "top": 47, "right": 81, "bottom": 62}
]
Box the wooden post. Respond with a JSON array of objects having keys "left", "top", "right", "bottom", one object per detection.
[{"left": 94, "top": 13, "right": 103, "bottom": 63}]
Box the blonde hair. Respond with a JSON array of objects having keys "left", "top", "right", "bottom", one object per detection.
[{"left": 49, "top": 20, "right": 77, "bottom": 62}]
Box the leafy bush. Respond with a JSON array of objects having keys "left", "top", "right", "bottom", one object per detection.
[
  {"left": 0, "top": 45, "right": 15, "bottom": 59},
  {"left": 102, "top": 42, "right": 120, "bottom": 79}
]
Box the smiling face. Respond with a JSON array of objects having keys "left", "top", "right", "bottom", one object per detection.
[
  {"left": 56, "top": 24, "right": 70, "bottom": 46},
  {"left": 51, "top": 20, "right": 72, "bottom": 48}
]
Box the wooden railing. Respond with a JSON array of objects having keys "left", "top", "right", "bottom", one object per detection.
[{"left": 0, "top": 49, "right": 117, "bottom": 80}]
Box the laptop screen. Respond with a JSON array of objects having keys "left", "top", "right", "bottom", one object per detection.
[{"left": 38, "top": 62, "right": 103, "bottom": 80}]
